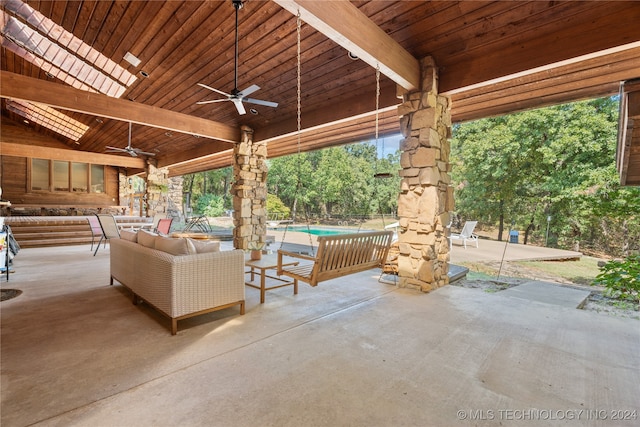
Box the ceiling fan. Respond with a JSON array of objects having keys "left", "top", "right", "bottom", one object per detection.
[
  {"left": 196, "top": 0, "right": 278, "bottom": 115},
  {"left": 105, "top": 122, "right": 156, "bottom": 157}
]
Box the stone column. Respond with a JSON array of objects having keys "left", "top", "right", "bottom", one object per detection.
[
  {"left": 167, "top": 176, "right": 184, "bottom": 220},
  {"left": 232, "top": 125, "right": 268, "bottom": 250},
  {"left": 145, "top": 160, "right": 170, "bottom": 217},
  {"left": 118, "top": 171, "right": 134, "bottom": 215},
  {"left": 396, "top": 57, "right": 454, "bottom": 292}
]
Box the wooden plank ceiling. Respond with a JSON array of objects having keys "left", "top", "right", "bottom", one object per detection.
[{"left": 1, "top": 1, "right": 639, "bottom": 183}]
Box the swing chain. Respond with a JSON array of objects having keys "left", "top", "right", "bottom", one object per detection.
[
  {"left": 375, "top": 64, "right": 380, "bottom": 143},
  {"left": 373, "top": 65, "right": 386, "bottom": 228},
  {"left": 280, "top": 10, "right": 314, "bottom": 255},
  {"left": 297, "top": 11, "right": 302, "bottom": 157}
]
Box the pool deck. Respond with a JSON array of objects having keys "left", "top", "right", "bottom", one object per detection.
[{"left": 266, "top": 228, "right": 582, "bottom": 264}]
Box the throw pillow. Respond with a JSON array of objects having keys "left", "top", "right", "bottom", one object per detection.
[
  {"left": 137, "top": 229, "right": 157, "bottom": 248},
  {"left": 120, "top": 230, "right": 138, "bottom": 243},
  {"left": 188, "top": 238, "right": 220, "bottom": 253},
  {"left": 155, "top": 236, "right": 194, "bottom": 256}
]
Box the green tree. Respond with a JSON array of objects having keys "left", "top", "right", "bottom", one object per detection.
[
  {"left": 452, "top": 97, "right": 640, "bottom": 256},
  {"left": 267, "top": 152, "right": 316, "bottom": 220},
  {"left": 452, "top": 117, "right": 539, "bottom": 240},
  {"left": 183, "top": 167, "right": 233, "bottom": 212},
  {"left": 195, "top": 194, "right": 225, "bottom": 217},
  {"left": 267, "top": 142, "right": 400, "bottom": 220}
]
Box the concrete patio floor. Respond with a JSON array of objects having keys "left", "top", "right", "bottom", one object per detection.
[{"left": 1, "top": 242, "right": 638, "bottom": 427}]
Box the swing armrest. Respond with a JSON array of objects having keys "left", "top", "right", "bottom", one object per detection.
[
  {"left": 277, "top": 249, "right": 316, "bottom": 276},
  {"left": 277, "top": 249, "right": 316, "bottom": 262}
]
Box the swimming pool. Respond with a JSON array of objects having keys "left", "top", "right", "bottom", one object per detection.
[{"left": 285, "top": 226, "right": 367, "bottom": 236}]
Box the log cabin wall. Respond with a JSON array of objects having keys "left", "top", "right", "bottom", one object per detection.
[
  {"left": 1, "top": 154, "right": 121, "bottom": 215},
  {"left": 0, "top": 115, "right": 128, "bottom": 215}
]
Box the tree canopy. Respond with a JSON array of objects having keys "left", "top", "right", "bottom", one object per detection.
[
  {"left": 451, "top": 97, "right": 639, "bottom": 256},
  {"left": 266, "top": 143, "right": 401, "bottom": 220}
]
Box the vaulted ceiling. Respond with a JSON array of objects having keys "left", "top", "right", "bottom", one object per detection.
[{"left": 1, "top": 1, "right": 639, "bottom": 183}]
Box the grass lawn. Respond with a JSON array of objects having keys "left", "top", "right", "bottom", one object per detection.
[
  {"left": 458, "top": 256, "right": 605, "bottom": 285},
  {"left": 514, "top": 256, "right": 603, "bottom": 285}
]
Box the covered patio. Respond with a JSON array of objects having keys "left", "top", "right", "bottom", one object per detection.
[
  {"left": 2, "top": 2, "right": 640, "bottom": 424},
  {"left": 2, "top": 1, "right": 640, "bottom": 289},
  {"left": 2, "top": 243, "right": 638, "bottom": 426}
]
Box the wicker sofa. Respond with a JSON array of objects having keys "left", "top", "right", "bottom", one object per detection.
[{"left": 109, "top": 232, "right": 245, "bottom": 335}]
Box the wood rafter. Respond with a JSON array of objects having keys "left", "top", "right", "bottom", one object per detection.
[
  {"left": 449, "top": 43, "right": 640, "bottom": 123},
  {"left": 0, "top": 71, "right": 240, "bottom": 144},
  {"left": 273, "top": 0, "right": 420, "bottom": 90},
  {"left": 1, "top": 142, "right": 145, "bottom": 169}
]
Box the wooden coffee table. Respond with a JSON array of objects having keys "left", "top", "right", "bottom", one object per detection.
[{"left": 244, "top": 253, "right": 299, "bottom": 303}]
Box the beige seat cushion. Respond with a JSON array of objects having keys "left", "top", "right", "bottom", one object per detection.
[
  {"left": 120, "top": 230, "right": 138, "bottom": 242},
  {"left": 137, "top": 230, "right": 158, "bottom": 248},
  {"left": 188, "top": 238, "right": 220, "bottom": 253},
  {"left": 155, "top": 236, "right": 195, "bottom": 256}
]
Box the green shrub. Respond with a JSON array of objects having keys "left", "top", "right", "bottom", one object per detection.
[
  {"left": 266, "top": 194, "right": 290, "bottom": 217},
  {"left": 195, "top": 194, "right": 225, "bottom": 217},
  {"left": 593, "top": 255, "right": 640, "bottom": 302}
]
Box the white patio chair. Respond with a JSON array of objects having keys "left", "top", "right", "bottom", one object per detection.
[
  {"left": 449, "top": 220, "right": 479, "bottom": 249},
  {"left": 94, "top": 214, "right": 121, "bottom": 256}
]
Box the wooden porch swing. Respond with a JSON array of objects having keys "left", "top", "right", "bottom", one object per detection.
[{"left": 275, "top": 13, "right": 393, "bottom": 287}]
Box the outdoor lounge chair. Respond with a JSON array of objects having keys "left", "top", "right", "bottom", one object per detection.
[
  {"left": 449, "top": 220, "right": 479, "bottom": 249},
  {"left": 149, "top": 213, "right": 166, "bottom": 231},
  {"left": 154, "top": 218, "right": 173, "bottom": 235},
  {"left": 87, "top": 216, "right": 105, "bottom": 252},
  {"left": 94, "top": 214, "right": 121, "bottom": 256}
]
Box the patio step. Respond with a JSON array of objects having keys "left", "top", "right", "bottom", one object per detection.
[
  {"left": 3, "top": 218, "right": 94, "bottom": 248},
  {"left": 2, "top": 216, "right": 151, "bottom": 248}
]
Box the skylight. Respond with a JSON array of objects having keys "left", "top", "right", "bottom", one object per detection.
[
  {"left": 6, "top": 99, "right": 89, "bottom": 142},
  {"left": 0, "top": 0, "right": 137, "bottom": 98}
]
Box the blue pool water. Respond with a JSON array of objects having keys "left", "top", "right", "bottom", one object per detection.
[{"left": 286, "top": 226, "right": 363, "bottom": 236}]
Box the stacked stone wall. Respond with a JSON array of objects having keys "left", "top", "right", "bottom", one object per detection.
[
  {"left": 396, "top": 57, "right": 454, "bottom": 292},
  {"left": 232, "top": 125, "right": 267, "bottom": 250},
  {"left": 167, "top": 176, "right": 184, "bottom": 220},
  {"left": 145, "top": 161, "right": 169, "bottom": 217}
]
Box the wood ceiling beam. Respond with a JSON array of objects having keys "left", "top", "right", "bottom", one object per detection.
[
  {"left": 0, "top": 71, "right": 240, "bottom": 143},
  {"left": 254, "top": 81, "right": 398, "bottom": 143},
  {"left": 168, "top": 109, "right": 401, "bottom": 176},
  {"left": 273, "top": 0, "right": 420, "bottom": 90},
  {"left": 617, "top": 79, "right": 640, "bottom": 186},
  {"left": 449, "top": 43, "right": 640, "bottom": 123},
  {"left": 1, "top": 142, "right": 145, "bottom": 169},
  {"left": 156, "top": 139, "right": 234, "bottom": 169}
]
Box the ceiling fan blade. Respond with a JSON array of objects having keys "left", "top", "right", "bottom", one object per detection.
[
  {"left": 232, "top": 99, "right": 246, "bottom": 115},
  {"left": 238, "top": 84, "right": 260, "bottom": 97},
  {"left": 105, "top": 146, "right": 127, "bottom": 152},
  {"left": 244, "top": 97, "right": 279, "bottom": 108},
  {"left": 132, "top": 148, "right": 156, "bottom": 156},
  {"left": 197, "top": 83, "right": 231, "bottom": 97},
  {"left": 196, "top": 99, "right": 229, "bottom": 105}
]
